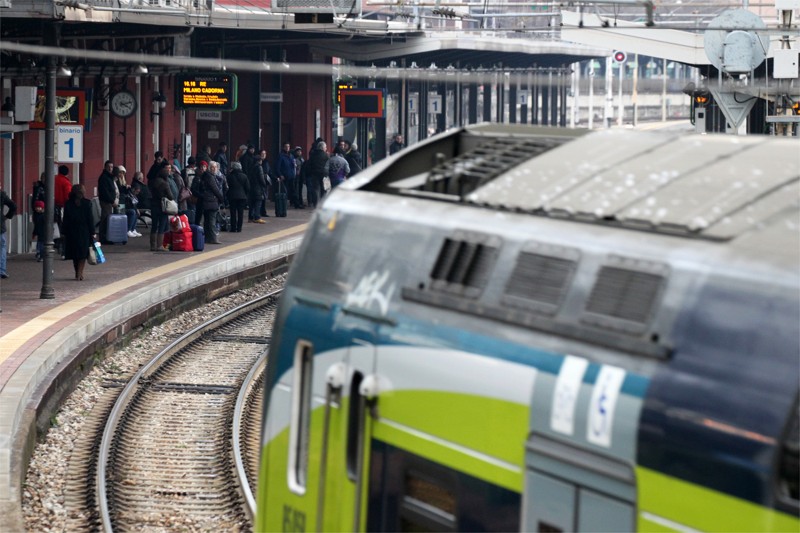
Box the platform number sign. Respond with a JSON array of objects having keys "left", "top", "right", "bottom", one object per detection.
[
  {"left": 428, "top": 94, "right": 443, "bottom": 114},
  {"left": 56, "top": 125, "right": 83, "bottom": 163}
]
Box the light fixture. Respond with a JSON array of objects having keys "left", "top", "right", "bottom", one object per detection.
[
  {"left": 153, "top": 91, "right": 167, "bottom": 108},
  {"left": 134, "top": 63, "right": 148, "bottom": 75},
  {"left": 151, "top": 91, "right": 167, "bottom": 118},
  {"left": 56, "top": 63, "right": 72, "bottom": 77}
]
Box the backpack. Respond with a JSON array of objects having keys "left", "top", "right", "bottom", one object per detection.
[{"left": 190, "top": 171, "right": 204, "bottom": 199}]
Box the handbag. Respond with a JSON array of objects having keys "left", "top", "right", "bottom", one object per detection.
[
  {"left": 92, "top": 241, "right": 106, "bottom": 264},
  {"left": 52, "top": 222, "right": 61, "bottom": 240},
  {"left": 178, "top": 186, "right": 192, "bottom": 203},
  {"left": 161, "top": 197, "right": 178, "bottom": 215},
  {"left": 322, "top": 176, "right": 332, "bottom": 192},
  {"left": 87, "top": 245, "right": 97, "bottom": 265}
]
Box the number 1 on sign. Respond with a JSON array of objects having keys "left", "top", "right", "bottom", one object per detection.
[{"left": 64, "top": 138, "right": 74, "bottom": 159}]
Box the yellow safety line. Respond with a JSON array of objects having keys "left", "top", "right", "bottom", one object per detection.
[{"left": 0, "top": 225, "right": 307, "bottom": 366}]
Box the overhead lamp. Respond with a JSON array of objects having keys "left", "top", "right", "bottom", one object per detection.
[
  {"left": 151, "top": 91, "right": 167, "bottom": 118},
  {"left": 56, "top": 63, "right": 72, "bottom": 77},
  {"left": 152, "top": 91, "right": 167, "bottom": 108},
  {"left": 134, "top": 64, "right": 148, "bottom": 75}
]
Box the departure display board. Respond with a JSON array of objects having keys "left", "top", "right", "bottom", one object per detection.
[
  {"left": 176, "top": 73, "right": 238, "bottom": 111},
  {"left": 339, "top": 89, "right": 385, "bottom": 118}
]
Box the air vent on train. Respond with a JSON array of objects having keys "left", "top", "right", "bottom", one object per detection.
[
  {"left": 429, "top": 233, "right": 500, "bottom": 298},
  {"left": 582, "top": 259, "right": 668, "bottom": 334},
  {"left": 503, "top": 247, "right": 579, "bottom": 315}
]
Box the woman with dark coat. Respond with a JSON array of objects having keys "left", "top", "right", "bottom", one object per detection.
[
  {"left": 148, "top": 167, "right": 174, "bottom": 252},
  {"left": 199, "top": 162, "right": 225, "bottom": 244},
  {"left": 62, "top": 184, "right": 96, "bottom": 281},
  {"left": 226, "top": 161, "right": 250, "bottom": 233}
]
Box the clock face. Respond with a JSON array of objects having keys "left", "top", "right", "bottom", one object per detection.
[{"left": 111, "top": 90, "right": 137, "bottom": 118}]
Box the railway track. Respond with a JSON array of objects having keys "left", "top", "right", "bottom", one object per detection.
[{"left": 90, "top": 290, "right": 279, "bottom": 531}]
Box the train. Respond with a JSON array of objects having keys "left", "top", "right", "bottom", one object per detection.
[{"left": 256, "top": 123, "right": 799, "bottom": 532}]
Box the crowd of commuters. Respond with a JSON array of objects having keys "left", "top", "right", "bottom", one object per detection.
[{"left": 0, "top": 134, "right": 377, "bottom": 282}]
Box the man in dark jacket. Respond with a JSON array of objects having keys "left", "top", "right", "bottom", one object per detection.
[
  {"left": 146, "top": 151, "right": 165, "bottom": 182},
  {"left": 247, "top": 152, "right": 268, "bottom": 224},
  {"left": 213, "top": 142, "right": 229, "bottom": 176},
  {"left": 344, "top": 141, "right": 363, "bottom": 176},
  {"left": 239, "top": 144, "right": 256, "bottom": 175},
  {"left": 97, "top": 160, "right": 118, "bottom": 243},
  {"left": 226, "top": 161, "right": 249, "bottom": 232},
  {"left": 306, "top": 140, "right": 330, "bottom": 208},
  {"left": 200, "top": 161, "right": 225, "bottom": 244},
  {"left": 276, "top": 143, "right": 299, "bottom": 208},
  {"left": 389, "top": 133, "right": 405, "bottom": 155}
]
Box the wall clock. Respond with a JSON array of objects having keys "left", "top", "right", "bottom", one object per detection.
[{"left": 110, "top": 90, "right": 137, "bottom": 118}]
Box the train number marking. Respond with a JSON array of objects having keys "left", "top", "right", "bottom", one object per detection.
[
  {"left": 586, "top": 365, "right": 626, "bottom": 448},
  {"left": 282, "top": 504, "right": 306, "bottom": 532},
  {"left": 551, "top": 355, "right": 589, "bottom": 436},
  {"left": 346, "top": 270, "right": 396, "bottom": 316}
]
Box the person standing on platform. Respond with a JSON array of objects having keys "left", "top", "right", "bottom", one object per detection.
[
  {"left": 213, "top": 142, "right": 229, "bottom": 176},
  {"left": 276, "top": 143, "right": 299, "bottom": 209},
  {"left": 97, "top": 160, "right": 118, "bottom": 244},
  {"left": 200, "top": 160, "right": 225, "bottom": 244},
  {"left": 240, "top": 144, "right": 256, "bottom": 175},
  {"left": 62, "top": 184, "right": 95, "bottom": 281},
  {"left": 198, "top": 145, "right": 213, "bottom": 167},
  {"left": 260, "top": 149, "right": 273, "bottom": 216},
  {"left": 148, "top": 167, "right": 173, "bottom": 252},
  {"left": 328, "top": 146, "right": 350, "bottom": 189},
  {"left": 389, "top": 133, "right": 405, "bottom": 155},
  {"left": 0, "top": 183, "right": 17, "bottom": 279},
  {"left": 307, "top": 140, "right": 329, "bottom": 208},
  {"left": 344, "top": 140, "right": 363, "bottom": 176},
  {"left": 55, "top": 165, "right": 72, "bottom": 257},
  {"left": 31, "top": 200, "right": 46, "bottom": 261},
  {"left": 292, "top": 146, "right": 306, "bottom": 207},
  {"left": 247, "top": 152, "right": 268, "bottom": 224},
  {"left": 181, "top": 157, "right": 198, "bottom": 224},
  {"left": 146, "top": 151, "right": 165, "bottom": 183},
  {"left": 226, "top": 161, "right": 249, "bottom": 233},
  {"left": 171, "top": 145, "right": 183, "bottom": 174}
]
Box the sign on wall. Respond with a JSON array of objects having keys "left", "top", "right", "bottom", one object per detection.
[
  {"left": 176, "top": 73, "right": 238, "bottom": 111},
  {"left": 56, "top": 125, "right": 83, "bottom": 163}
]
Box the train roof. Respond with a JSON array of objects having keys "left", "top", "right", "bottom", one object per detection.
[{"left": 355, "top": 124, "right": 800, "bottom": 244}]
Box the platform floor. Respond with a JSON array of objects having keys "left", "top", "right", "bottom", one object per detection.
[{"left": 0, "top": 206, "right": 313, "bottom": 531}]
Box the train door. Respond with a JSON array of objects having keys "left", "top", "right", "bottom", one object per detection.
[{"left": 314, "top": 326, "right": 378, "bottom": 532}]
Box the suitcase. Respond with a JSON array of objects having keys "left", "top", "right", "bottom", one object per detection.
[
  {"left": 106, "top": 213, "right": 128, "bottom": 244},
  {"left": 275, "top": 182, "right": 287, "bottom": 217},
  {"left": 171, "top": 231, "right": 194, "bottom": 252},
  {"left": 190, "top": 224, "right": 205, "bottom": 252}
]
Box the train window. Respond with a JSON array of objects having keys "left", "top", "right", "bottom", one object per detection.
[
  {"left": 582, "top": 257, "right": 668, "bottom": 334},
  {"left": 288, "top": 341, "right": 313, "bottom": 494},
  {"left": 400, "top": 470, "right": 457, "bottom": 532},
  {"left": 503, "top": 247, "right": 578, "bottom": 315}
]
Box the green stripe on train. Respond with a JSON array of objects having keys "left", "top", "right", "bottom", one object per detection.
[
  {"left": 637, "top": 467, "right": 800, "bottom": 532},
  {"left": 373, "top": 390, "right": 528, "bottom": 492}
]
